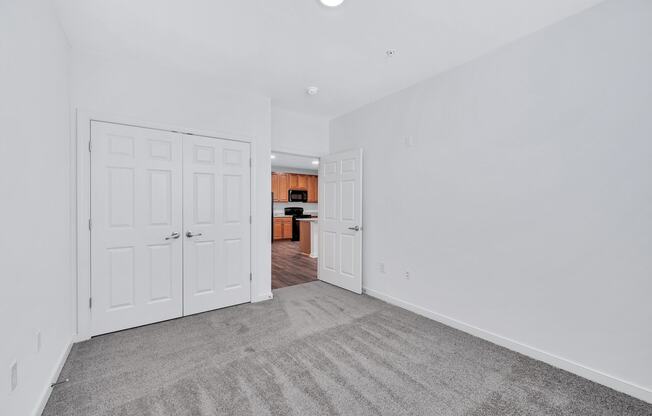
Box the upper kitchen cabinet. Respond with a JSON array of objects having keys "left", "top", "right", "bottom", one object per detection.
[
  {"left": 271, "top": 173, "right": 279, "bottom": 201},
  {"left": 288, "top": 174, "right": 299, "bottom": 189},
  {"left": 272, "top": 172, "right": 318, "bottom": 203},
  {"left": 272, "top": 173, "right": 289, "bottom": 202},
  {"left": 307, "top": 175, "right": 318, "bottom": 203},
  {"left": 297, "top": 174, "right": 308, "bottom": 189}
]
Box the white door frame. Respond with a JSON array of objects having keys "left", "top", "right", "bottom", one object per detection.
[{"left": 75, "top": 110, "right": 257, "bottom": 341}]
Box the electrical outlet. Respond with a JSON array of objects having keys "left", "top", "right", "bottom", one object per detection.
[
  {"left": 379, "top": 262, "right": 386, "bottom": 274},
  {"left": 10, "top": 361, "right": 17, "bottom": 392},
  {"left": 37, "top": 331, "right": 42, "bottom": 353},
  {"left": 403, "top": 271, "right": 410, "bottom": 280}
]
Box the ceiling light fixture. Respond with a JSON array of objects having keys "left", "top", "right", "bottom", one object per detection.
[
  {"left": 386, "top": 49, "right": 397, "bottom": 58},
  {"left": 312, "top": 160, "right": 320, "bottom": 165},
  {"left": 306, "top": 86, "right": 320, "bottom": 96},
  {"left": 320, "top": 0, "right": 344, "bottom": 7}
]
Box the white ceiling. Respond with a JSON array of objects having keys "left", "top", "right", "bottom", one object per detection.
[
  {"left": 272, "top": 153, "right": 320, "bottom": 172},
  {"left": 54, "top": 0, "right": 604, "bottom": 118}
]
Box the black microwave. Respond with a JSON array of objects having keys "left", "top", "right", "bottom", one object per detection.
[{"left": 288, "top": 189, "right": 308, "bottom": 203}]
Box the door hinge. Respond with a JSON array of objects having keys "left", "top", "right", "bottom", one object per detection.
[
  {"left": 249, "top": 215, "right": 252, "bottom": 224},
  {"left": 250, "top": 273, "right": 252, "bottom": 281},
  {"left": 88, "top": 219, "right": 92, "bottom": 231},
  {"left": 88, "top": 141, "right": 92, "bottom": 153},
  {"left": 249, "top": 158, "right": 252, "bottom": 167},
  {"left": 89, "top": 297, "right": 92, "bottom": 309}
]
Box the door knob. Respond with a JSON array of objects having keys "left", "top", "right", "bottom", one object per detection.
[
  {"left": 165, "top": 232, "right": 180, "bottom": 240},
  {"left": 348, "top": 225, "right": 360, "bottom": 231},
  {"left": 186, "top": 231, "right": 203, "bottom": 238}
]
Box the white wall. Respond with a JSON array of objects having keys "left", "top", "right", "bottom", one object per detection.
[
  {"left": 272, "top": 107, "right": 329, "bottom": 156},
  {"left": 331, "top": 0, "right": 652, "bottom": 402},
  {"left": 71, "top": 51, "right": 273, "bottom": 308},
  {"left": 0, "top": 0, "right": 74, "bottom": 415}
]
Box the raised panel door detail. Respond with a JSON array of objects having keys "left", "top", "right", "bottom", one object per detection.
[
  {"left": 324, "top": 162, "right": 337, "bottom": 175},
  {"left": 194, "top": 145, "right": 215, "bottom": 164},
  {"left": 340, "top": 180, "right": 355, "bottom": 221},
  {"left": 108, "top": 247, "right": 135, "bottom": 310},
  {"left": 340, "top": 234, "right": 355, "bottom": 277},
  {"left": 183, "top": 135, "right": 251, "bottom": 316},
  {"left": 91, "top": 121, "right": 183, "bottom": 336},
  {"left": 149, "top": 170, "right": 171, "bottom": 226},
  {"left": 325, "top": 181, "right": 337, "bottom": 220},
  {"left": 323, "top": 231, "right": 337, "bottom": 271},
  {"left": 108, "top": 167, "right": 135, "bottom": 228},
  {"left": 223, "top": 149, "right": 242, "bottom": 166},
  {"left": 194, "top": 173, "right": 215, "bottom": 224},
  {"left": 149, "top": 140, "right": 172, "bottom": 161},
  {"left": 223, "top": 175, "right": 242, "bottom": 224},
  {"left": 224, "top": 239, "right": 242, "bottom": 288},
  {"left": 195, "top": 241, "right": 216, "bottom": 294},
  {"left": 341, "top": 158, "right": 356, "bottom": 173},
  {"left": 108, "top": 134, "right": 135, "bottom": 157},
  {"left": 319, "top": 149, "right": 363, "bottom": 294},
  {"left": 148, "top": 244, "right": 172, "bottom": 302}
]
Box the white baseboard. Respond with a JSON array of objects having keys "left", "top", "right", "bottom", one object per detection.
[
  {"left": 33, "top": 340, "right": 74, "bottom": 416},
  {"left": 252, "top": 292, "right": 274, "bottom": 303},
  {"left": 363, "top": 287, "right": 652, "bottom": 405}
]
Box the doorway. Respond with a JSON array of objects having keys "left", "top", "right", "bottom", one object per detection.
[{"left": 271, "top": 152, "right": 320, "bottom": 289}]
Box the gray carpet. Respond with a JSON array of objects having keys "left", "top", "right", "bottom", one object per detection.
[{"left": 44, "top": 281, "right": 652, "bottom": 415}]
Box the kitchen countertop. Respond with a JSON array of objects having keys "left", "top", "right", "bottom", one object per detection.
[{"left": 296, "top": 218, "right": 318, "bottom": 222}]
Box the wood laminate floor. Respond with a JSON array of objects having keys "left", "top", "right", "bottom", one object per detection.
[{"left": 272, "top": 240, "right": 318, "bottom": 289}]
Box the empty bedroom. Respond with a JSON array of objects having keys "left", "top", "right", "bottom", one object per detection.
[{"left": 1, "top": 0, "right": 651, "bottom": 415}]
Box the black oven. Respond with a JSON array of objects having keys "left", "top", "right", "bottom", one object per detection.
[{"left": 288, "top": 189, "right": 308, "bottom": 203}]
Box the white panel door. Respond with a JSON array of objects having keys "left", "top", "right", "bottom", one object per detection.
[
  {"left": 319, "top": 149, "right": 363, "bottom": 294},
  {"left": 183, "top": 135, "right": 251, "bottom": 315},
  {"left": 90, "top": 122, "right": 183, "bottom": 335}
]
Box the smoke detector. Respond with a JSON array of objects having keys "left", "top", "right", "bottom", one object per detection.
[
  {"left": 386, "top": 49, "right": 397, "bottom": 58},
  {"left": 306, "top": 86, "right": 320, "bottom": 96}
]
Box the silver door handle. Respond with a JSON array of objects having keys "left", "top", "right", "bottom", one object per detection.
[
  {"left": 348, "top": 225, "right": 360, "bottom": 231},
  {"left": 165, "top": 232, "right": 180, "bottom": 240},
  {"left": 186, "top": 231, "right": 203, "bottom": 238}
]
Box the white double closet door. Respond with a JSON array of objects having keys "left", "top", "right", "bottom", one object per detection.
[{"left": 90, "top": 121, "right": 251, "bottom": 336}]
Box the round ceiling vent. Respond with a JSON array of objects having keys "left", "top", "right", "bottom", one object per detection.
[{"left": 306, "top": 86, "right": 320, "bottom": 96}]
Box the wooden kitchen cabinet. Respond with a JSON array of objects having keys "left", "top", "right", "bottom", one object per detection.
[
  {"left": 282, "top": 219, "right": 293, "bottom": 238},
  {"left": 272, "top": 172, "right": 318, "bottom": 203},
  {"left": 273, "top": 220, "right": 283, "bottom": 240},
  {"left": 271, "top": 173, "right": 279, "bottom": 201},
  {"left": 273, "top": 217, "right": 293, "bottom": 240},
  {"left": 297, "top": 174, "right": 308, "bottom": 189},
  {"left": 277, "top": 173, "right": 288, "bottom": 202},
  {"left": 307, "top": 175, "right": 318, "bottom": 203},
  {"left": 288, "top": 174, "right": 299, "bottom": 189}
]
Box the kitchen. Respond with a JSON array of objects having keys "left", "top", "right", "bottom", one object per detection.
[{"left": 271, "top": 153, "right": 320, "bottom": 289}]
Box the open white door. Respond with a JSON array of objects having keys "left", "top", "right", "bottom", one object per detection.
[
  {"left": 90, "top": 122, "right": 183, "bottom": 336},
  {"left": 318, "top": 149, "right": 363, "bottom": 294},
  {"left": 183, "top": 135, "right": 251, "bottom": 315}
]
